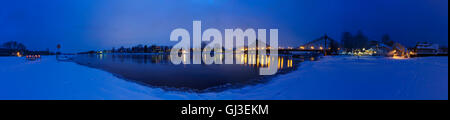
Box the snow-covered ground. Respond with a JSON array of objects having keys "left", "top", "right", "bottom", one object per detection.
[{"left": 0, "top": 56, "right": 447, "bottom": 100}]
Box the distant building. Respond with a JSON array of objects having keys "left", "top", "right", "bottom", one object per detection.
[
  {"left": 415, "top": 42, "right": 439, "bottom": 56},
  {"left": 368, "top": 41, "right": 392, "bottom": 56}
]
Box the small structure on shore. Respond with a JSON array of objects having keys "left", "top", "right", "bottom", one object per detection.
[
  {"left": 368, "top": 41, "right": 392, "bottom": 56},
  {"left": 414, "top": 42, "right": 440, "bottom": 56}
]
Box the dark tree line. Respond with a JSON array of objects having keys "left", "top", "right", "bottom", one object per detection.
[
  {"left": 381, "top": 34, "right": 394, "bottom": 47},
  {"left": 341, "top": 30, "right": 396, "bottom": 50},
  {"left": 2, "top": 41, "right": 27, "bottom": 51},
  {"left": 112, "top": 44, "right": 171, "bottom": 53},
  {"left": 1, "top": 41, "right": 53, "bottom": 55},
  {"left": 341, "top": 31, "right": 369, "bottom": 49}
]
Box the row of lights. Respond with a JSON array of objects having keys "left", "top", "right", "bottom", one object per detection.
[
  {"left": 16, "top": 52, "right": 41, "bottom": 58},
  {"left": 297, "top": 46, "right": 332, "bottom": 50},
  {"left": 241, "top": 46, "right": 332, "bottom": 50},
  {"left": 184, "top": 46, "right": 337, "bottom": 51},
  {"left": 25, "top": 55, "right": 41, "bottom": 58}
]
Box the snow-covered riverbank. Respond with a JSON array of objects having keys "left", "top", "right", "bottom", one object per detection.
[{"left": 0, "top": 56, "right": 447, "bottom": 100}]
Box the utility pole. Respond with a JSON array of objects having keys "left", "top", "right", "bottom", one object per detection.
[
  {"left": 57, "top": 44, "right": 61, "bottom": 54},
  {"left": 324, "top": 34, "right": 328, "bottom": 56}
]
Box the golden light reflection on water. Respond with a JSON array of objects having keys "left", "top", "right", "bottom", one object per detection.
[
  {"left": 178, "top": 53, "right": 295, "bottom": 69},
  {"left": 183, "top": 54, "right": 187, "bottom": 63},
  {"left": 280, "top": 57, "right": 284, "bottom": 69}
]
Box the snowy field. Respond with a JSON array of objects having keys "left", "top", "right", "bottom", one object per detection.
[{"left": 0, "top": 56, "right": 447, "bottom": 100}]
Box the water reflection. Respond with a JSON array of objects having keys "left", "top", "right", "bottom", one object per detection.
[
  {"left": 102, "top": 53, "right": 298, "bottom": 69},
  {"left": 176, "top": 53, "right": 295, "bottom": 69},
  {"left": 73, "top": 53, "right": 315, "bottom": 92}
]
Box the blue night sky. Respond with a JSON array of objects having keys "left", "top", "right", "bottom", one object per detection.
[{"left": 0, "top": 0, "right": 448, "bottom": 52}]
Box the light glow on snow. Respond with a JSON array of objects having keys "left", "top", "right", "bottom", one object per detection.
[{"left": 0, "top": 56, "right": 447, "bottom": 100}]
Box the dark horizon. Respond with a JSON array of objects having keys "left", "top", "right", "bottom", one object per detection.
[{"left": 1, "top": 0, "right": 448, "bottom": 52}]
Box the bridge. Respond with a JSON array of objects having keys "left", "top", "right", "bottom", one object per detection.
[{"left": 279, "top": 34, "right": 340, "bottom": 56}]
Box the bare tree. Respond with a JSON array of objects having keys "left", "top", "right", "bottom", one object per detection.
[
  {"left": 2, "top": 41, "right": 27, "bottom": 50},
  {"left": 382, "top": 34, "right": 394, "bottom": 47}
]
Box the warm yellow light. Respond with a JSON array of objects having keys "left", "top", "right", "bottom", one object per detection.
[
  {"left": 244, "top": 54, "right": 248, "bottom": 64},
  {"left": 260, "top": 56, "right": 264, "bottom": 66},
  {"left": 277, "top": 57, "right": 281, "bottom": 69},
  {"left": 393, "top": 55, "right": 407, "bottom": 59},
  {"left": 183, "top": 54, "right": 187, "bottom": 63},
  {"left": 310, "top": 46, "right": 315, "bottom": 49},
  {"left": 300, "top": 46, "right": 305, "bottom": 49},
  {"left": 280, "top": 57, "right": 284, "bottom": 69},
  {"left": 16, "top": 52, "right": 21, "bottom": 57}
]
